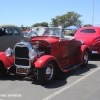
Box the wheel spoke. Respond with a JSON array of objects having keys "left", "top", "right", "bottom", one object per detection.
[
  {"left": 46, "top": 64, "right": 53, "bottom": 80},
  {"left": 84, "top": 52, "right": 88, "bottom": 63}
]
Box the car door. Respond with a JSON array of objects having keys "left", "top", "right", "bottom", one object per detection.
[
  {"left": 0, "top": 27, "right": 16, "bottom": 51},
  {"left": 61, "top": 38, "right": 78, "bottom": 60},
  {"left": 61, "top": 39, "right": 69, "bottom": 60}
]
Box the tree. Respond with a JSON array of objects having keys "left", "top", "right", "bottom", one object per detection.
[
  {"left": 50, "top": 16, "right": 60, "bottom": 27},
  {"left": 20, "top": 25, "right": 28, "bottom": 31},
  {"left": 84, "top": 24, "right": 92, "bottom": 27},
  {"left": 41, "top": 22, "right": 48, "bottom": 27},
  {"left": 32, "top": 22, "right": 48, "bottom": 27},
  {"left": 20, "top": 24, "right": 24, "bottom": 31},
  {"left": 51, "top": 11, "right": 82, "bottom": 29}
]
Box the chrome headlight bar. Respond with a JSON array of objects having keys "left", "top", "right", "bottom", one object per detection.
[{"left": 5, "top": 48, "right": 13, "bottom": 57}]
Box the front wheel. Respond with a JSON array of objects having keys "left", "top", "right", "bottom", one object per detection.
[
  {"left": 0, "top": 61, "right": 7, "bottom": 77},
  {"left": 81, "top": 50, "right": 89, "bottom": 67},
  {"left": 37, "top": 61, "right": 55, "bottom": 84}
]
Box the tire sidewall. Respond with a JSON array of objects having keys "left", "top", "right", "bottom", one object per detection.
[
  {"left": 37, "top": 61, "right": 55, "bottom": 84},
  {"left": 81, "top": 50, "right": 89, "bottom": 67}
]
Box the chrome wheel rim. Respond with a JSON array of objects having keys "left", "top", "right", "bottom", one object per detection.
[
  {"left": 46, "top": 64, "right": 53, "bottom": 80},
  {"left": 84, "top": 52, "right": 88, "bottom": 64}
]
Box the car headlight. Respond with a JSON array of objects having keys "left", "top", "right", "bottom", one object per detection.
[
  {"left": 5, "top": 48, "right": 13, "bottom": 57},
  {"left": 29, "top": 49, "right": 38, "bottom": 59}
]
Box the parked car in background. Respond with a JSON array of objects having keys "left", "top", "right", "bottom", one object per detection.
[
  {"left": 0, "top": 24, "right": 29, "bottom": 51},
  {"left": 0, "top": 27, "right": 89, "bottom": 84},
  {"left": 22, "top": 31, "right": 29, "bottom": 37},
  {"left": 74, "top": 26, "right": 100, "bottom": 55},
  {"left": 25, "top": 28, "right": 30, "bottom": 33}
]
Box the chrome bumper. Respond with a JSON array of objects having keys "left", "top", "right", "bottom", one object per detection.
[{"left": 92, "top": 51, "right": 98, "bottom": 54}]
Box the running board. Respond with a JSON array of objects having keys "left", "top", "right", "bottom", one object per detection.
[{"left": 62, "top": 63, "right": 82, "bottom": 72}]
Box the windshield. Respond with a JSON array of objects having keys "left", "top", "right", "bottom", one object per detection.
[{"left": 28, "top": 27, "right": 62, "bottom": 38}]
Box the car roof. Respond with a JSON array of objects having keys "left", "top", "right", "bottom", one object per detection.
[
  {"left": 0, "top": 24, "right": 18, "bottom": 28},
  {"left": 79, "top": 26, "right": 100, "bottom": 30},
  {"left": 75, "top": 26, "right": 100, "bottom": 36}
]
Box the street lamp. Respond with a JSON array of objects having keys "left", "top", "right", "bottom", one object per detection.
[{"left": 92, "top": 0, "right": 94, "bottom": 26}]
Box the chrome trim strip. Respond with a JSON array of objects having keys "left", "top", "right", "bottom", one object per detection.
[
  {"left": 69, "top": 63, "right": 82, "bottom": 71},
  {"left": 92, "top": 51, "right": 98, "bottom": 54},
  {"left": 15, "top": 64, "right": 30, "bottom": 68},
  {"left": 15, "top": 57, "right": 29, "bottom": 60}
]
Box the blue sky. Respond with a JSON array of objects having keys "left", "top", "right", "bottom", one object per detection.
[{"left": 0, "top": 0, "right": 99, "bottom": 27}]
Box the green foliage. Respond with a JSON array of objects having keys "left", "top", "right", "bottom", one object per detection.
[
  {"left": 84, "top": 24, "right": 92, "bottom": 27},
  {"left": 51, "top": 11, "right": 82, "bottom": 29},
  {"left": 32, "top": 22, "right": 48, "bottom": 27},
  {"left": 20, "top": 24, "right": 28, "bottom": 31},
  {"left": 20, "top": 11, "right": 86, "bottom": 30}
]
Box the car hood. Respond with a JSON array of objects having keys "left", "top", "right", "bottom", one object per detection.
[{"left": 29, "top": 36, "right": 60, "bottom": 45}]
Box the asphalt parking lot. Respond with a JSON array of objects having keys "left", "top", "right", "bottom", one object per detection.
[{"left": 0, "top": 55, "right": 100, "bottom": 100}]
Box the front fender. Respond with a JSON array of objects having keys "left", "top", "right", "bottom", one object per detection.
[
  {"left": 0, "top": 52, "right": 14, "bottom": 69},
  {"left": 34, "top": 55, "right": 57, "bottom": 68}
]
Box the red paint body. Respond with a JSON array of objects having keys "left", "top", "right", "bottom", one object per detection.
[
  {"left": 74, "top": 26, "right": 100, "bottom": 54},
  {"left": 0, "top": 36, "right": 87, "bottom": 73},
  {"left": 0, "top": 52, "right": 14, "bottom": 69},
  {"left": 0, "top": 29, "right": 89, "bottom": 79},
  {"left": 34, "top": 55, "right": 58, "bottom": 68}
]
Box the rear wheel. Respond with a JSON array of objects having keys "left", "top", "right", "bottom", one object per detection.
[
  {"left": 81, "top": 50, "right": 89, "bottom": 67},
  {"left": 37, "top": 61, "right": 55, "bottom": 84}
]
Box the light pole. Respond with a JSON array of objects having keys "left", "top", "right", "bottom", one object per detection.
[{"left": 92, "top": 0, "right": 94, "bottom": 26}]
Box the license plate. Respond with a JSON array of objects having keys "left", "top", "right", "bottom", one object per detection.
[{"left": 16, "top": 68, "right": 28, "bottom": 73}]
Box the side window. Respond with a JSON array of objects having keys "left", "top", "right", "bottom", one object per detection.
[
  {"left": 80, "top": 29, "right": 96, "bottom": 33},
  {"left": 14, "top": 29, "right": 20, "bottom": 36},
  {"left": 0, "top": 27, "right": 12, "bottom": 37}
]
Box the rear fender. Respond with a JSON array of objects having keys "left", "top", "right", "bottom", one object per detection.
[
  {"left": 0, "top": 52, "right": 14, "bottom": 69},
  {"left": 34, "top": 55, "right": 59, "bottom": 68},
  {"left": 76, "top": 45, "right": 89, "bottom": 62}
]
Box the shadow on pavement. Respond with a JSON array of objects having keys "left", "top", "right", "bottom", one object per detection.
[
  {"left": 0, "top": 63, "right": 97, "bottom": 88},
  {"left": 43, "top": 63, "right": 97, "bottom": 88},
  {"left": 90, "top": 54, "right": 100, "bottom": 61}
]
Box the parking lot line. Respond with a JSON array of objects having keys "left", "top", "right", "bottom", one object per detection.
[{"left": 43, "top": 67, "right": 100, "bottom": 100}]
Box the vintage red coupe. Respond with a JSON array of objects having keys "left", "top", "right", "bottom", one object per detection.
[
  {"left": 0, "top": 27, "right": 89, "bottom": 84},
  {"left": 74, "top": 26, "right": 100, "bottom": 55}
]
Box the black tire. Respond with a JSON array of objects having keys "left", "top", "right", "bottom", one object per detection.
[
  {"left": 81, "top": 50, "right": 89, "bottom": 67},
  {"left": 0, "top": 61, "right": 7, "bottom": 77},
  {"left": 88, "top": 51, "right": 92, "bottom": 60},
  {"left": 37, "top": 61, "right": 55, "bottom": 84}
]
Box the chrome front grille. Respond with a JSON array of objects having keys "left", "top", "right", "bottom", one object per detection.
[
  {"left": 15, "top": 46, "right": 29, "bottom": 58},
  {"left": 14, "top": 42, "right": 31, "bottom": 67},
  {"left": 15, "top": 58, "right": 29, "bottom": 66}
]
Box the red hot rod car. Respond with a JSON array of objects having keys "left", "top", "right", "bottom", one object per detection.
[
  {"left": 74, "top": 26, "right": 100, "bottom": 55},
  {"left": 0, "top": 27, "right": 89, "bottom": 84}
]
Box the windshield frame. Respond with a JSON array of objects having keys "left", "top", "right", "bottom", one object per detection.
[{"left": 28, "top": 27, "right": 63, "bottom": 38}]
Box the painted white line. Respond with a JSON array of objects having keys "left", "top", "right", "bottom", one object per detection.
[{"left": 43, "top": 67, "right": 100, "bottom": 100}]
